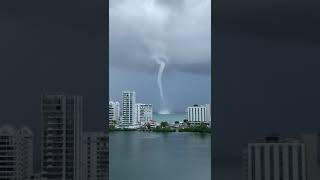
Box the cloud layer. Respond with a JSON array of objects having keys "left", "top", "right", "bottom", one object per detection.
[{"left": 109, "top": 0, "right": 211, "bottom": 75}]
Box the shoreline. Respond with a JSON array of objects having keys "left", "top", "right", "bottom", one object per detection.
[{"left": 109, "top": 127, "right": 211, "bottom": 134}]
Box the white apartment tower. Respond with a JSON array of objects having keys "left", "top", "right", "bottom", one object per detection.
[
  {"left": 121, "top": 91, "right": 136, "bottom": 127},
  {"left": 135, "top": 103, "right": 153, "bottom": 124},
  {"left": 81, "top": 132, "right": 108, "bottom": 180},
  {"left": 41, "top": 94, "right": 83, "bottom": 180},
  {"left": 109, "top": 101, "right": 120, "bottom": 125},
  {"left": 243, "top": 136, "right": 306, "bottom": 180},
  {"left": 0, "top": 126, "right": 33, "bottom": 180},
  {"left": 187, "top": 104, "right": 209, "bottom": 125}
]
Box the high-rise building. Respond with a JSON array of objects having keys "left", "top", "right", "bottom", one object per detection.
[
  {"left": 109, "top": 101, "right": 120, "bottom": 126},
  {"left": 121, "top": 91, "right": 136, "bottom": 127},
  {"left": 186, "top": 104, "right": 209, "bottom": 125},
  {"left": 41, "top": 94, "right": 83, "bottom": 180},
  {"left": 0, "top": 126, "right": 33, "bottom": 180},
  {"left": 135, "top": 103, "right": 153, "bottom": 125},
  {"left": 243, "top": 136, "right": 306, "bottom": 180},
  {"left": 81, "top": 132, "right": 108, "bottom": 180}
]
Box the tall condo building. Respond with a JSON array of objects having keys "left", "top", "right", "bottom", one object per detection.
[
  {"left": 0, "top": 126, "right": 33, "bottom": 180},
  {"left": 121, "top": 91, "right": 136, "bottom": 127},
  {"left": 109, "top": 101, "right": 120, "bottom": 126},
  {"left": 81, "top": 132, "right": 108, "bottom": 180},
  {"left": 242, "top": 136, "right": 306, "bottom": 180},
  {"left": 135, "top": 103, "right": 153, "bottom": 125},
  {"left": 186, "top": 104, "right": 209, "bottom": 125},
  {"left": 41, "top": 94, "right": 83, "bottom": 180}
]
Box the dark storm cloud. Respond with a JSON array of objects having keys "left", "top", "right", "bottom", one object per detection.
[
  {"left": 214, "top": 0, "right": 320, "bottom": 43},
  {"left": 156, "top": 0, "right": 186, "bottom": 10},
  {"left": 109, "top": 0, "right": 211, "bottom": 75}
]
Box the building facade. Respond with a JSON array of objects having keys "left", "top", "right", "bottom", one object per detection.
[
  {"left": 300, "top": 134, "right": 320, "bottom": 180},
  {"left": 205, "top": 104, "right": 211, "bottom": 123},
  {"left": 81, "top": 132, "right": 108, "bottom": 180},
  {"left": 121, "top": 91, "right": 136, "bottom": 127},
  {"left": 0, "top": 126, "right": 33, "bottom": 180},
  {"left": 41, "top": 94, "right": 83, "bottom": 180},
  {"left": 186, "top": 104, "right": 209, "bottom": 125},
  {"left": 243, "top": 136, "right": 306, "bottom": 180},
  {"left": 135, "top": 103, "right": 152, "bottom": 125},
  {"left": 109, "top": 101, "right": 120, "bottom": 126}
]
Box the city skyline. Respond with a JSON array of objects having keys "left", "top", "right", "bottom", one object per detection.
[
  {"left": 109, "top": 90, "right": 211, "bottom": 130},
  {"left": 109, "top": 88, "right": 211, "bottom": 113}
]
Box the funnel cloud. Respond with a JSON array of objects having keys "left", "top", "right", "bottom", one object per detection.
[
  {"left": 109, "top": 0, "right": 211, "bottom": 112},
  {"left": 110, "top": 0, "right": 211, "bottom": 73},
  {"left": 153, "top": 55, "right": 171, "bottom": 114}
]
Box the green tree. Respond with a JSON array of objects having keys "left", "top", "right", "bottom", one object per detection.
[{"left": 160, "top": 121, "right": 169, "bottom": 127}]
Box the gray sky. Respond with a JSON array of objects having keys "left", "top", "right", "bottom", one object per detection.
[{"left": 109, "top": 0, "right": 211, "bottom": 112}]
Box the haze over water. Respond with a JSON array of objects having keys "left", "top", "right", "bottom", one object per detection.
[{"left": 153, "top": 113, "right": 186, "bottom": 123}]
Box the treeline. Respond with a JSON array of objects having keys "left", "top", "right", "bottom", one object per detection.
[{"left": 178, "top": 124, "right": 211, "bottom": 133}]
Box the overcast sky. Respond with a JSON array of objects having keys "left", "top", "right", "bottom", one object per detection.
[{"left": 109, "top": 0, "right": 211, "bottom": 113}]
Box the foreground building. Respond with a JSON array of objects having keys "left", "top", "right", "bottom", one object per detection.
[
  {"left": 243, "top": 135, "right": 306, "bottom": 180},
  {"left": 0, "top": 126, "right": 33, "bottom": 180},
  {"left": 41, "top": 94, "right": 83, "bottom": 180},
  {"left": 82, "top": 132, "right": 108, "bottom": 180},
  {"left": 300, "top": 134, "right": 320, "bottom": 180}
]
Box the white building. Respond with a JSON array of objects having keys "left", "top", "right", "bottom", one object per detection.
[
  {"left": 41, "top": 94, "right": 83, "bottom": 180},
  {"left": 109, "top": 101, "right": 120, "bottom": 125},
  {"left": 136, "top": 103, "right": 153, "bottom": 125},
  {"left": 186, "top": 104, "right": 209, "bottom": 125},
  {"left": 81, "top": 132, "right": 108, "bottom": 180},
  {"left": 205, "top": 104, "right": 211, "bottom": 123},
  {"left": 121, "top": 91, "right": 136, "bottom": 127},
  {"left": 243, "top": 136, "right": 306, "bottom": 180},
  {"left": 0, "top": 126, "right": 33, "bottom": 180}
]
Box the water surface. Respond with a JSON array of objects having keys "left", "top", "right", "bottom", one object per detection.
[{"left": 110, "top": 131, "right": 211, "bottom": 180}]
